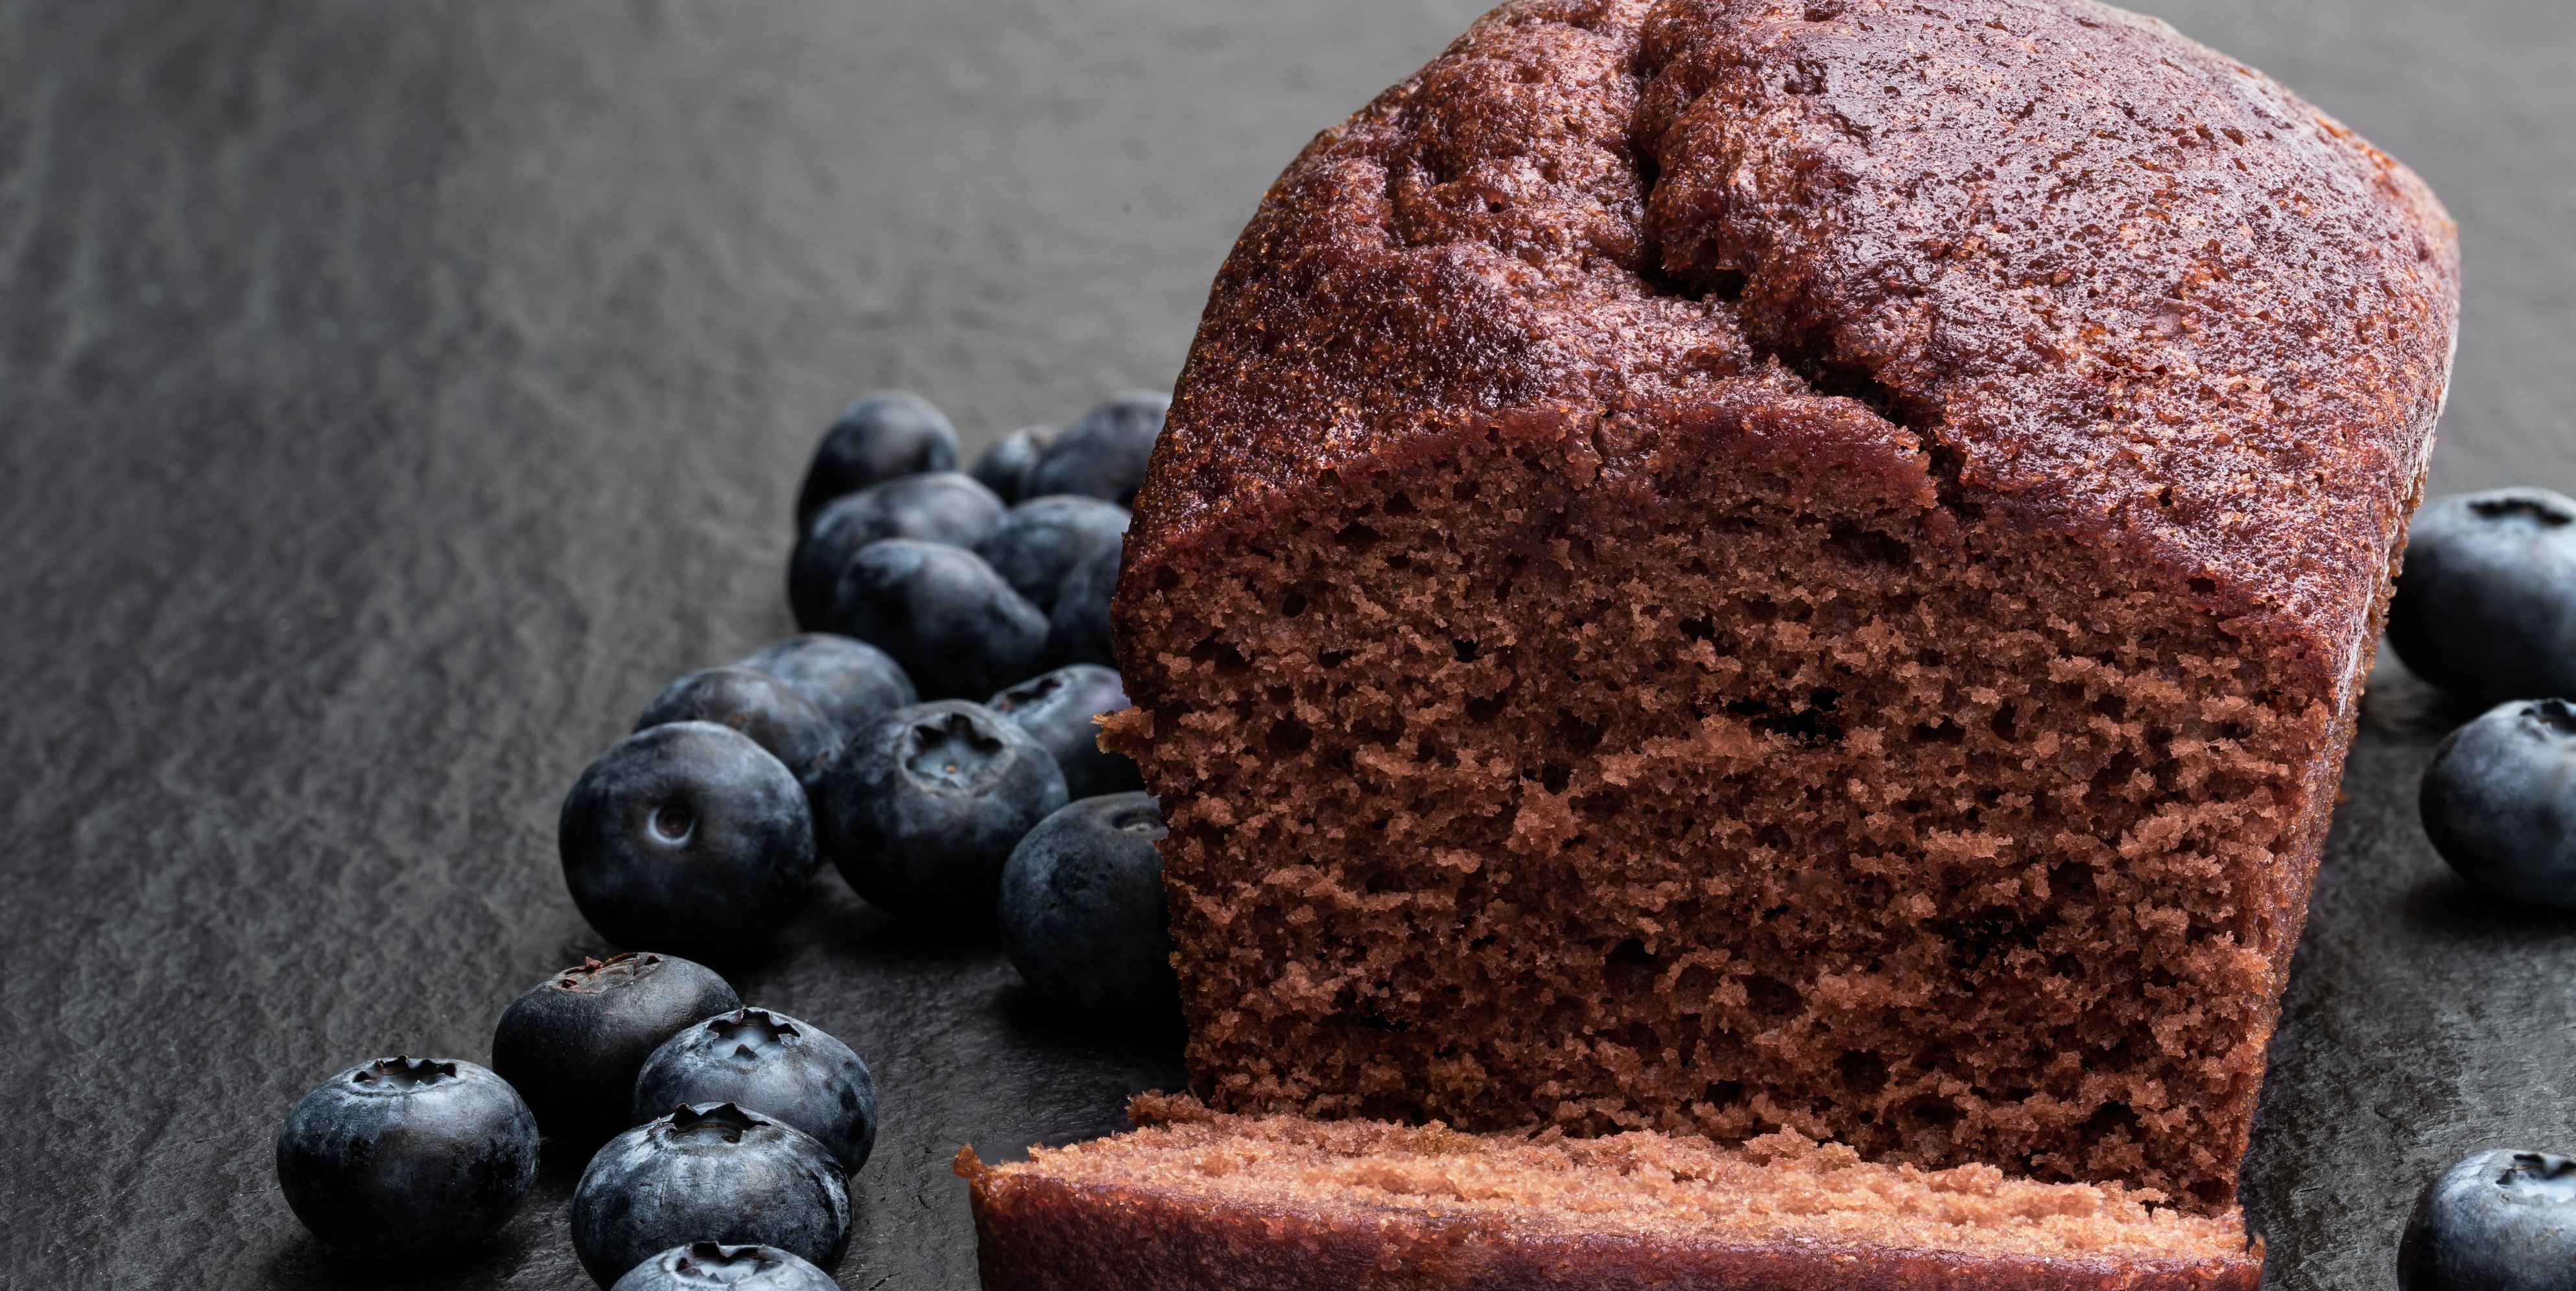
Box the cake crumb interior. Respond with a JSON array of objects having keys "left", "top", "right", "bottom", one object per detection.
[{"left": 1119, "top": 416, "right": 2324, "bottom": 1213}]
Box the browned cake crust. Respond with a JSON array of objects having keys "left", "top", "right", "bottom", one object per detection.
[
  {"left": 963, "top": 1096, "right": 2262, "bottom": 1290},
  {"left": 1123, "top": 0, "right": 2456, "bottom": 638},
  {"left": 1106, "top": 0, "right": 2455, "bottom": 1231}
]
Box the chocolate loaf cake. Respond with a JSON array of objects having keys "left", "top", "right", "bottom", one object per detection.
[
  {"left": 976, "top": 0, "right": 2459, "bottom": 1283},
  {"left": 963, "top": 1095, "right": 2262, "bottom": 1290}
]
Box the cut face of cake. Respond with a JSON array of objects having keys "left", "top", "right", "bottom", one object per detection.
[
  {"left": 963, "top": 1095, "right": 2263, "bottom": 1290},
  {"left": 1103, "top": 0, "right": 2457, "bottom": 1227},
  {"left": 1115, "top": 397, "right": 2343, "bottom": 1214}
]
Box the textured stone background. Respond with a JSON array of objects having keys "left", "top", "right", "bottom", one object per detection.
[{"left": 2, "top": 1, "right": 2568, "bottom": 1286}]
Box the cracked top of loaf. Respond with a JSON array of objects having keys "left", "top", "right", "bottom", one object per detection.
[{"left": 1123, "top": 0, "right": 2458, "bottom": 687}]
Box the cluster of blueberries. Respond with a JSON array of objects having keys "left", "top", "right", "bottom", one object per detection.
[
  {"left": 277, "top": 953, "right": 863, "bottom": 1286},
  {"left": 2381, "top": 487, "right": 2576, "bottom": 1288},
  {"left": 558, "top": 389, "right": 1176, "bottom": 1009},
  {"left": 274, "top": 392, "right": 1182, "bottom": 1286}
]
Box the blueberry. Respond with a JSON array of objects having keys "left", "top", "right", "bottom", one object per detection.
[
  {"left": 609, "top": 1242, "right": 838, "bottom": 1291},
  {"left": 560, "top": 723, "right": 818, "bottom": 954},
  {"left": 997, "top": 793, "right": 1178, "bottom": 1015},
  {"left": 633, "top": 1006, "right": 876, "bottom": 1174},
  {"left": 491, "top": 952, "right": 740, "bottom": 1143},
  {"left": 1046, "top": 539, "right": 1120, "bottom": 669},
  {"left": 570, "top": 1103, "right": 849, "bottom": 1288},
  {"left": 792, "top": 392, "right": 961, "bottom": 530},
  {"left": 825, "top": 539, "right": 1049, "bottom": 700},
  {"left": 989, "top": 664, "right": 1143, "bottom": 799},
  {"left": 2420, "top": 699, "right": 2576, "bottom": 906},
  {"left": 971, "top": 425, "right": 1059, "bottom": 504},
  {"left": 2389, "top": 488, "right": 2576, "bottom": 707},
  {"left": 788, "top": 471, "right": 1004, "bottom": 630},
  {"left": 813, "top": 700, "right": 1068, "bottom": 915},
  {"left": 2399, "top": 1148, "right": 2576, "bottom": 1290},
  {"left": 635, "top": 667, "right": 840, "bottom": 784},
  {"left": 1022, "top": 391, "right": 1168, "bottom": 505},
  {"left": 735, "top": 634, "right": 919, "bottom": 743},
  {"left": 976, "top": 495, "right": 1131, "bottom": 613},
  {"left": 275, "top": 1056, "right": 538, "bottom": 1258}
]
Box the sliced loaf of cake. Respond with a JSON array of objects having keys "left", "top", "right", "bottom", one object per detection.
[
  {"left": 979, "top": 0, "right": 2459, "bottom": 1281},
  {"left": 1107, "top": 0, "right": 2455, "bottom": 1205}
]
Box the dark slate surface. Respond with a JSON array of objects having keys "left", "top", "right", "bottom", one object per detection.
[{"left": 2, "top": 1, "right": 2568, "bottom": 1287}]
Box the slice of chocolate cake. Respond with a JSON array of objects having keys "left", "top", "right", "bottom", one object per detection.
[{"left": 963, "top": 1095, "right": 2262, "bottom": 1290}]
